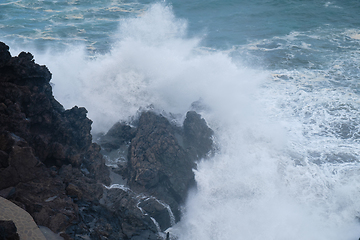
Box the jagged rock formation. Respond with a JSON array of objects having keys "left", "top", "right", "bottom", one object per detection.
[
  {"left": 183, "top": 111, "right": 214, "bottom": 160},
  {"left": 0, "top": 42, "right": 113, "bottom": 239},
  {"left": 127, "top": 112, "right": 196, "bottom": 222},
  {"left": 100, "top": 110, "right": 214, "bottom": 229},
  {"left": 0, "top": 41, "right": 214, "bottom": 240}
]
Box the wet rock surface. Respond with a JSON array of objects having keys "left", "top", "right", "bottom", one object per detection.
[
  {"left": 0, "top": 42, "right": 214, "bottom": 240},
  {"left": 126, "top": 112, "right": 196, "bottom": 222},
  {"left": 183, "top": 111, "right": 214, "bottom": 160},
  {"left": 98, "top": 122, "right": 136, "bottom": 151},
  {"left": 99, "top": 110, "right": 214, "bottom": 227}
]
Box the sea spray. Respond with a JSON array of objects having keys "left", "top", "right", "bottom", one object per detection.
[
  {"left": 27, "top": 3, "right": 264, "bottom": 133},
  {"left": 170, "top": 70, "right": 360, "bottom": 239},
  {"left": 171, "top": 105, "right": 360, "bottom": 239}
]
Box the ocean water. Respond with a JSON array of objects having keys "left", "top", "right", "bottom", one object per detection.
[{"left": 1, "top": 0, "right": 360, "bottom": 239}]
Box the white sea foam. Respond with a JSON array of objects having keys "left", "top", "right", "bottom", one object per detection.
[
  {"left": 170, "top": 67, "right": 360, "bottom": 239},
  {"left": 31, "top": 3, "right": 264, "bottom": 133}
]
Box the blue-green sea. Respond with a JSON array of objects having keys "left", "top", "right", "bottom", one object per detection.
[{"left": 1, "top": 0, "right": 360, "bottom": 239}]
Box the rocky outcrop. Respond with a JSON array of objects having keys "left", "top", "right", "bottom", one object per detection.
[
  {"left": 126, "top": 112, "right": 196, "bottom": 222},
  {"left": 183, "top": 111, "right": 214, "bottom": 160},
  {"left": 98, "top": 122, "right": 136, "bottom": 151},
  {"left": 100, "top": 110, "right": 214, "bottom": 228},
  {"left": 0, "top": 41, "right": 214, "bottom": 240},
  {"left": 0, "top": 42, "right": 111, "bottom": 239}
]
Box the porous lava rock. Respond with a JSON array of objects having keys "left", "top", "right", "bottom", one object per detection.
[
  {"left": 101, "top": 110, "right": 214, "bottom": 226},
  {"left": 0, "top": 42, "right": 113, "bottom": 238},
  {"left": 126, "top": 112, "right": 196, "bottom": 222}
]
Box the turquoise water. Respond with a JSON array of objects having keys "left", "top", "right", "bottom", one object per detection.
[
  {"left": 2, "top": 1, "right": 359, "bottom": 52},
  {"left": 2, "top": 1, "right": 360, "bottom": 239},
  {"left": 1, "top": 0, "right": 359, "bottom": 71},
  {"left": 0, "top": 0, "right": 144, "bottom": 52}
]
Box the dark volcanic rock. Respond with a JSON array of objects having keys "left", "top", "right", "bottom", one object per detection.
[
  {"left": 137, "top": 197, "right": 172, "bottom": 231},
  {"left": 101, "top": 188, "right": 159, "bottom": 240},
  {"left": 0, "top": 43, "right": 11, "bottom": 69},
  {"left": 98, "top": 122, "right": 136, "bottom": 151},
  {"left": 183, "top": 111, "right": 214, "bottom": 160},
  {"left": 0, "top": 41, "right": 110, "bottom": 183},
  {"left": 127, "top": 112, "right": 196, "bottom": 222},
  {"left": 0, "top": 134, "right": 44, "bottom": 190},
  {"left": 0, "top": 42, "right": 112, "bottom": 238},
  {"left": 0, "top": 42, "right": 105, "bottom": 174},
  {"left": 64, "top": 187, "right": 164, "bottom": 240},
  {"left": 101, "top": 110, "right": 214, "bottom": 227},
  {"left": 0, "top": 220, "right": 20, "bottom": 240},
  {"left": 0, "top": 41, "right": 215, "bottom": 239}
]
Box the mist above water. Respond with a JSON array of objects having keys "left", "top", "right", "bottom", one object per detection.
[{"left": 33, "top": 4, "right": 263, "bottom": 133}]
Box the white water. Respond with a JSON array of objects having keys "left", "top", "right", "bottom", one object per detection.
[{"left": 12, "top": 4, "right": 360, "bottom": 239}]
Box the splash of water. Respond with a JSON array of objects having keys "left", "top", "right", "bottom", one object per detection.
[{"left": 32, "top": 3, "right": 263, "bottom": 133}]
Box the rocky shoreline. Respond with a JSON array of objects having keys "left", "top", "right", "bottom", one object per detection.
[{"left": 0, "top": 42, "right": 214, "bottom": 240}]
